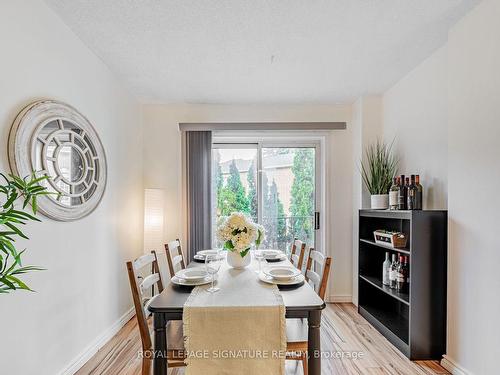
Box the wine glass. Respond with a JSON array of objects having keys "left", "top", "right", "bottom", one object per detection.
[
  {"left": 254, "top": 249, "right": 264, "bottom": 274},
  {"left": 205, "top": 252, "right": 222, "bottom": 293}
]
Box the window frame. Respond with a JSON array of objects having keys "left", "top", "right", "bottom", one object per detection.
[{"left": 211, "top": 135, "right": 323, "bottom": 253}]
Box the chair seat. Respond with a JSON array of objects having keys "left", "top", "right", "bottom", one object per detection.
[
  {"left": 166, "top": 320, "right": 185, "bottom": 351},
  {"left": 143, "top": 320, "right": 185, "bottom": 365},
  {"left": 286, "top": 318, "right": 308, "bottom": 369},
  {"left": 286, "top": 318, "right": 308, "bottom": 344}
]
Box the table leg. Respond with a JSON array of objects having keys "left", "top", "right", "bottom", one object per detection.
[
  {"left": 308, "top": 310, "right": 322, "bottom": 375},
  {"left": 153, "top": 312, "right": 167, "bottom": 375}
]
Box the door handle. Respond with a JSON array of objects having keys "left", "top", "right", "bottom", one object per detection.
[{"left": 314, "top": 212, "right": 320, "bottom": 230}]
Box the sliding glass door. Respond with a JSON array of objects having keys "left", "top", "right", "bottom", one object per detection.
[
  {"left": 212, "top": 142, "right": 321, "bottom": 253},
  {"left": 261, "top": 146, "right": 316, "bottom": 251},
  {"left": 212, "top": 145, "right": 258, "bottom": 250}
]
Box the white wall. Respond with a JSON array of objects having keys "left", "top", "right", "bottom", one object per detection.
[
  {"left": 383, "top": 46, "right": 448, "bottom": 209},
  {"left": 382, "top": 1, "right": 500, "bottom": 373},
  {"left": 446, "top": 0, "right": 500, "bottom": 373},
  {"left": 0, "top": 2, "right": 143, "bottom": 375},
  {"left": 143, "top": 103, "right": 354, "bottom": 301},
  {"left": 351, "top": 96, "right": 383, "bottom": 305}
]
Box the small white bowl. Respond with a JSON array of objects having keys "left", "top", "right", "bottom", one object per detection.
[{"left": 264, "top": 267, "right": 301, "bottom": 281}]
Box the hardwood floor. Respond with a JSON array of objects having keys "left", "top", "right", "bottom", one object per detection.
[{"left": 76, "top": 303, "right": 449, "bottom": 375}]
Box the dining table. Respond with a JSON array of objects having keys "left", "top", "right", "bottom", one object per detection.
[{"left": 148, "top": 253, "right": 326, "bottom": 375}]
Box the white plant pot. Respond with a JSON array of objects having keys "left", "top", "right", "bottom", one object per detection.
[
  {"left": 371, "top": 194, "right": 389, "bottom": 210},
  {"left": 226, "top": 249, "right": 251, "bottom": 269}
]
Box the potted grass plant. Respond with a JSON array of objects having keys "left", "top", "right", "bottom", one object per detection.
[{"left": 361, "top": 140, "right": 399, "bottom": 210}]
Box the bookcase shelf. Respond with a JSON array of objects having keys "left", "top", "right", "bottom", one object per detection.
[
  {"left": 359, "top": 274, "right": 409, "bottom": 305},
  {"left": 358, "top": 209, "right": 447, "bottom": 360},
  {"left": 359, "top": 238, "right": 410, "bottom": 255}
]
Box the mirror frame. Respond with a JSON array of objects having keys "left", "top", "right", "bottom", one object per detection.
[{"left": 8, "top": 100, "right": 107, "bottom": 221}]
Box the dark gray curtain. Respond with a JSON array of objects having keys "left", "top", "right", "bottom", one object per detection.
[{"left": 186, "top": 131, "right": 212, "bottom": 262}]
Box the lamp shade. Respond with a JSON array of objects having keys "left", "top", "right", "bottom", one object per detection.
[{"left": 144, "top": 189, "right": 165, "bottom": 253}]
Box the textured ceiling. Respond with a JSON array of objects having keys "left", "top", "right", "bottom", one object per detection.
[{"left": 44, "top": 0, "right": 480, "bottom": 104}]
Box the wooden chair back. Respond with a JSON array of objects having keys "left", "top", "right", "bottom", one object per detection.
[
  {"left": 290, "top": 238, "right": 306, "bottom": 271},
  {"left": 126, "top": 251, "right": 164, "bottom": 352},
  {"left": 165, "top": 239, "right": 186, "bottom": 277},
  {"left": 305, "top": 248, "right": 332, "bottom": 300}
]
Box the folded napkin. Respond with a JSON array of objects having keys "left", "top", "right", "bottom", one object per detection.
[{"left": 183, "top": 260, "right": 286, "bottom": 375}]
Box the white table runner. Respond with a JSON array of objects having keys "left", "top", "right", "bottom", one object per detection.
[{"left": 183, "top": 256, "right": 286, "bottom": 375}]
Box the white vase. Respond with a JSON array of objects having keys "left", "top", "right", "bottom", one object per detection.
[
  {"left": 371, "top": 194, "right": 389, "bottom": 209},
  {"left": 226, "top": 250, "right": 251, "bottom": 269}
]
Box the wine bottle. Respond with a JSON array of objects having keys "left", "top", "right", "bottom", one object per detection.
[
  {"left": 389, "top": 254, "right": 398, "bottom": 289},
  {"left": 415, "top": 175, "right": 423, "bottom": 210},
  {"left": 389, "top": 177, "right": 399, "bottom": 210},
  {"left": 407, "top": 175, "right": 417, "bottom": 210},
  {"left": 382, "top": 252, "right": 391, "bottom": 285},
  {"left": 404, "top": 256, "right": 410, "bottom": 293},
  {"left": 396, "top": 255, "right": 406, "bottom": 292},
  {"left": 398, "top": 174, "right": 407, "bottom": 210},
  {"left": 405, "top": 177, "right": 410, "bottom": 208}
]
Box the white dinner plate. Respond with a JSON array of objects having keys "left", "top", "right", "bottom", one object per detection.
[
  {"left": 259, "top": 272, "right": 305, "bottom": 286},
  {"left": 264, "top": 266, "right": 301, "bottom": 281},
  {"left": 194, "top": 250, "right": 224, "bottom": 261},
  {"left": 197, "top": 249, "right": 220, "bottom": 257},
  {"left": 171, "top": 273, "right": 218, "bottom": 286},
  {"left": 175, "top": 268, "right": 209, "bottom": 280},
  {"left": 260, "top": 249, "right": 287, "bottom": 260}
]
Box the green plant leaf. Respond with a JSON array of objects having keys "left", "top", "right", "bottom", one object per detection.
[
  {"left": 7, "top": 209, "right": 38, "bottom": 221},
  {"left": 11, "top": 265, "right": 45, "bottom": 275},
  {"left": 256, "top": 229, "right": 262, "bottom": 246},
  {"left": 27, "top": 175, "right": 49, "bottom": 187},
  {"left": 0, "top": 171, "right": 49, "bottom": 294},
  {"left": 3, "top": 191, "right": 18, "bottom": 209},
  {"left": 0, "top": 173, "right": 10, "bottom": 183},
  {"left": 32, "top": 196, "right": 38, "bottom": 214},
  {"left": 4, "top": 222, "right": 28, "bottom": 239},
  {"left": 0, "top": 276, "right": 16, "bottom": 290},
  {"left": 4, "top": 249, "right": 24, "bottom": 274},
  {"left": 0, "top": 241, "right": 17, "bottom": 259},
  {"left": 6, "top": 275, "right": 32, "bottom": 291}
]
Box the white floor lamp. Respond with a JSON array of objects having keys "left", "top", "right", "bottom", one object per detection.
[{"left": 144, "top": 188, "right": 165, "bottom": 255}]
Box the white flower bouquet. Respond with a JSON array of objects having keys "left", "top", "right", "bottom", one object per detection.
[{"left": 217, "top": 212, "right": 265, "bottom": 258}]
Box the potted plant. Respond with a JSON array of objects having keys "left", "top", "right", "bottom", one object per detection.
[
  {"left": 217, "top": 212, "right": 265, "bottom": 269},
  {"left": 361, "top": 140, "right": 398, "bottom": 210},
  {"left": 1, "top": 173, "right": 51, "bottom": 293}
]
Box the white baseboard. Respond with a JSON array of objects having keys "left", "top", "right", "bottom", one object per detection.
[
  {"left": 327, "top": 294, "right": 352, "bottom": 303},
  {"left": 57, "top": 307, "right": 135, "bottom": 375},
  {"left": 441, "top": 355, "right": 472, "bottom": 375}
]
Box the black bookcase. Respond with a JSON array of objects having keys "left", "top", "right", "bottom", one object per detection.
[{"left": 358, "top": 209, "right": 447, "bottom": 360}]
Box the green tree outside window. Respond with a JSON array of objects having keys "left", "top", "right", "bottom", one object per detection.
[{"left": 290, "top": 149, "right": 315, "bottom": 244}]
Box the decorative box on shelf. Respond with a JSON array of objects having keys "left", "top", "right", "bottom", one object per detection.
[{"left": 373, "top": 230, "right": 407, "bottom": 248}]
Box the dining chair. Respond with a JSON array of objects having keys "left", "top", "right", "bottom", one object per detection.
[
  {"left": 289, "top": 238, "right": 306, "bottom": 272},
  {"left": 126, "top": 251, "right": 186, "bottom": 374},
  {"left": 304, "top": 247, "right": 332, "bottom": 300},
  {"left": 286, "top": 247, "right": 332, "bottom": 374},
  {"left": 165, "top": 239, "right": 186, "bottom": 278}
]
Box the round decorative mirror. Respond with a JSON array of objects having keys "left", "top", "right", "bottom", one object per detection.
[{"left": 8, "top": 100, "right": 107, "bottom": 221}]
